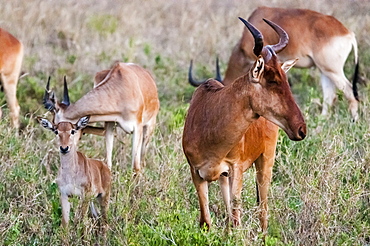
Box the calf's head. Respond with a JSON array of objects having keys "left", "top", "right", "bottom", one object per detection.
[{"left": 38, "top": 116, "right": 90, "bottom": 154}]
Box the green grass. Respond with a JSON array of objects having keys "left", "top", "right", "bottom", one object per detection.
[{"left": 1, "top": 0, "right": 370, "bottom": 245}]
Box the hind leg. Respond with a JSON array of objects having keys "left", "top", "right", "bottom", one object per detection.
[
  {"left": 1, "top": 73, "right": 20, "bottom": 128},
  {"left": 320, "top": 73, "right": 337, "bottom": 117},
  {"left": 140, "top": 118, "right": 156, "bottom": 167},
  {"left": 321, "top": 71, "right": 358, "bottom": 121}
]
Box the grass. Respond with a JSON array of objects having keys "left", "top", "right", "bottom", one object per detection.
[{"left": 0, "top": 0, "right": 369, "bottom": 245}]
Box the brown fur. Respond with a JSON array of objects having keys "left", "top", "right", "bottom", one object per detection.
[
  {"left": 39, "top": 118, "right": 111, "bottom": 243},
  {"left": 45, "top": 62, "right": 160, "bottom": 173},
  {"left": 0, "top": 28, "right": 23, "bottom": 128},
  {"left": 224, "top": 6, "right": 359, "bottom": 120},
  {"left": 183, "top": 19, "right": 306, "bottom": 232}
]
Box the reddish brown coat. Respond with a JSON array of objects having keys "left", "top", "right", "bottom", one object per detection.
[
  {"left": 0, "top": 28, "right": 23, "bottom": 128},
  {"left": 224, "top": 6, "right": 359, "bottom": 120}
]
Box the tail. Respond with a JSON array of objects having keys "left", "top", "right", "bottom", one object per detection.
[
  {"left": 351, "top": 33, "right": 360, "bottom": 101},
  {"left": 353, "top": 62, "right": 360, "bottom": 101}
]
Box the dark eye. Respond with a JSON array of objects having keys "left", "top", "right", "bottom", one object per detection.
[
  {"left": 54, "top": 130, "right": 58, "bottom": 135},
  {"left": 269, "top": 80, "right": 278, "bottom": 84},
  {"left": 71, "top": 130, "right": 76, "bottom": 135}
]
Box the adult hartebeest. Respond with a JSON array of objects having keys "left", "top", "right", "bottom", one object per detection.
[
  {"left": 0, "top": 28, "right": 23, "bottom": 128},
  {"left": 182, "top": 18, "right": 306, "bottom": 232},
  {"left": 38, "top": 116, "right": 111, "bottom": 240},
  {"left": 43, "top": 62, "right": 160, "bottom": 173},
  {"left": 223, "top": 6, "right": 359, "bottom": 120},
  {"left": 189, "top": 63, "right": 280, "bottom": 232}
]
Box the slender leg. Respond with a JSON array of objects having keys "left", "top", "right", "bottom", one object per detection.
[
  {"left": 131, "top": 125, "right": 144, "bottom": 174},
  {"left": 1, "top": 73, "right": 20, "bottom": 128},
  {"left": 60, "top": 194, "right": 70, "bottom": 245},
  {"left": 218, "top": 175, "right": 231, "bottom": 225},
  {"left": 255, "top": 155, "right": 274, "bottom": 233},
  {"left": 322, "top": 71, "right": 358, "bottom": 121},
  {"left": 105, "top": 122, "right": 114, "bottom": 169},
  {"left": 230, "top": 164, "right": 244, "bottom": 226},
  {"left": 320, "top": 73, "right": 337, "bottom": 117},
  {"left": 60, "top": 194, "right": 70, "bottom": 229},
  {"left": 141, "top": 118, "right": 156, "bottom": 166},
  {"left": 190, "top": 166, "right": 211, "bottom": 229}
]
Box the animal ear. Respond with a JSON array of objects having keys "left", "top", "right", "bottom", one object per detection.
[
  {"left": 37, "top": 117, "right": 55, "bottom": 131},
  {"left": 76, "top": 116, "right": 90, "bottom": 130},
  {"left": 281, "top": 58, "right": 298, "bottom": 73},
  {"left": 251, "top": 56, "right": 264, "bottom": 82}
]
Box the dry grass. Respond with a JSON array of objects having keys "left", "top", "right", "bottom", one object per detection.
[{"left": 0, "top": 0, "right": 369, "bottom": 245}]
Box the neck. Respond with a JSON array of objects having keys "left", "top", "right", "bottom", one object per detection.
[
  {"left": 59, "top": 146, "right": 79, "bottom": 171},
  {"left": 58, "top": 82, "right": 125, "bottom": 123}
]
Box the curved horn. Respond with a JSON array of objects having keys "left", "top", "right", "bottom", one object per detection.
[
  {"left": 43, "top": 77, "right": 55, "bottom": 111},
  {"left": 215, "top": 56, "right": 222, "bottom": 82},
  {"left": 188, "top": 60, "right": 207, "bottom": 87},
  {"left": 61, "top": 76, "right": 70, "bottom": 106},
  {"left": 238, "top": 17, "right": 263, "bottom": 57},
  {"left": 263, "top": 18, "right": 289, "bottom": 54}
]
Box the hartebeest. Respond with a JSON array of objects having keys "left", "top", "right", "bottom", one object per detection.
[
  {"left": 189, "top": 64, "right": 280, "bottom": 231},
  {"left": 182, "top": 18, "right": 306, "bottom": 232},
  {"left": 0, "top": 28, "right": 24, "bottom": 128},
  {"left": 38, "top": 116, "right": 111, "bottom": 238},
  {"left": 224, "top": 6, "right": 359, "bottom": 120},
  {"left": 43, "top": 62, "right": 160, "bottom": 173}
]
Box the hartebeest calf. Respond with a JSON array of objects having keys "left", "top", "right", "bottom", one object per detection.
[
  {"left": 0, "top": 28, "right": 23, "bottom": 128},
  {"left": 182, "top": 18, "right": 306, "bottom": 232},
  {"left": 38, "top": 116, "right": 111, "bottom": 238},
  {"left": 43, "top": 62, "right": 160, "bottom": 173},
  {"left": 223, "top": 7, "right": 360, "bottom": 120}
]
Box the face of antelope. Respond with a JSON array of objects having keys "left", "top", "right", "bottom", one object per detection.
[
  {"left": 39, "top": 116, "right": 90, "bottom": 154},
  {"left": 239, "top": 18, "right": 306, "bottom": 141},
  {"left": 248, "top": 55, "right": 306, "bottom": 140}
]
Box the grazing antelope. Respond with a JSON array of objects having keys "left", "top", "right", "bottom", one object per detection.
[
  {"left": 0, "top": 28, "right": 23, "bottom": 128},
  {"left": 43, "top": 62, "right": 160, "bottom": 173},
  {"left": 223, "top": 6, "right": 360, "bottom": 121},
  {"left": 38, "top": 116, "right": 111, "bottom": 238},
  {"left": 182, "top": 18, "right": 306, "bottom": 232}
]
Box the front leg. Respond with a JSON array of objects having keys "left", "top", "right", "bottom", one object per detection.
[
  {"left": 105, "top": 122, "right": 115, "bottom": 169},
  {"left": 190, "top": 166, "right": 211, "bottom": 229},
  {"left": 131, "top": 124, "right": 144, "bottom": 174},
  {"left": 255, "top": 154, "right": 274, "bottom": 233},
  {"left": 60, "top": 194, "right": 71, "bottom": 229},
  {"left": 60, "top": 194, "right": 70, "bottom": 245},
  {"left": 218, "top": 174, "right": 231, "bottom": 225},
  {"left": 230, "top": 164, "right": 244, "bottom": 227}
]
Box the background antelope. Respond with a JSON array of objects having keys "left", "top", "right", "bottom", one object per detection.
[
  {"left": 43, "top": 62, "right": 160, "bottom": 173},
  {"left": 0, "top": 28, "right": 23, "bottom": 128},
  {"left": 224, "top": 6, "right": 360, "bottom": 120},
  {"left": 38, "top": 116, "right": 111, "bottom": 241},
  {"left": 183, "top": 18, "right": 306, "bottom": 231}
]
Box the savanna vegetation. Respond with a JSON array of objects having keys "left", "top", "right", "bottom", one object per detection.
[{"left": 0, "top": 0, "right": 369, "bottom": 245}]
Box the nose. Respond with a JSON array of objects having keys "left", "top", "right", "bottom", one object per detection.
[
  {"left": 298, "top": 124, "right": 307, "bottom": 140},
  {"left": 60, "top": 146, "right": 70, "bottom": 154}
]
